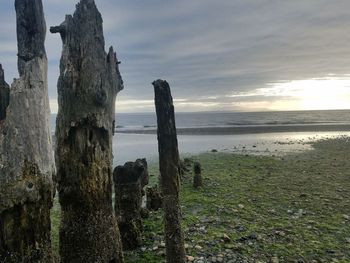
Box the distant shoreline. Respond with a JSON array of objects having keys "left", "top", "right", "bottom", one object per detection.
[{"left": 116, "top": 123, "right": 350, "bottom": 135}]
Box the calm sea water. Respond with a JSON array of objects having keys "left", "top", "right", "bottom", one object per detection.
[
  {"left": 115, "top": 109, "right": 350, "bottom": 130},
  {"left": 50, "top": 110, "right": 350, "bottom": 165},
  {"left": 51, "top": 110, "right": 350, "bottom": 132}
]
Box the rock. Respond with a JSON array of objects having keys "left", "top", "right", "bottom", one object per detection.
[
  {"left": 270, "top": 256, "right": 279, "bottom": 263},
  {"left": 186, "top": 255, "right": 195, "bottom": 262},
  {"left": 152, "top": 246, "right": 159, "bottom": 251},
  {"left": 194, "top": 245, "right": 203, "bottom": 250},
  {"left": 222, "top": 234, "right": 231, "bottom": 243},
  {"left": 342, "top": 214, "right": 350, "bottom": 220},
  {"left": 0, "top": 0, "right": 55, "bottom": 261},
  {"left": 159, "top": 242, "right": 166, "bottom": 248},
  {"left": 113, "top": 159, "right": 149, "bottom": 250},
  {"left": 51, "top": 0, "right": 124, "bottom": 262},
  {"left": 154, "top": 79, "right": 186, "bottom": 262},
  {"left": 238, "top": 204, "right": 245, "bottom": 209}
]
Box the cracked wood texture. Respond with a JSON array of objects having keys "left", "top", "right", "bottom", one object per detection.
[
  {"left": 51, "top": 0, "right": 124, "bottom": 262},
  {"left": 153, "top": 79, "right": 186, "bottom": 263},
  {"left": 0, "top": 0, "right": 55, "bottom": 262}
]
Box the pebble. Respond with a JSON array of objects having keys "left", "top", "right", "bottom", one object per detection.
[
  {"left": 152, "top": 246, "right": 158, "bottom": 251},
  {"left": 222, "top": 234, "right": 231, "bottom": 243},
  {"left": 195, "top": 245, "right": 203, "bottom": 250},
  {"left": 342, "top": 214, "right": 350, "bottom": 220},
  {"left": 159, "top": 242, "right": 166, "bottom": 248},
  {"left": 271, "top": 256, "right": 279, "bottom": 263},
  {"left": 186, "top": 255, "right": 195, "bottom": 262}
]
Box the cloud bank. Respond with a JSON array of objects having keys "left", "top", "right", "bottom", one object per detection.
[{"left": 1, "top": 0, "right": 350, "bottom": 112}]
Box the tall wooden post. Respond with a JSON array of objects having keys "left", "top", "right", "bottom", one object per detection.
[
  {"left": 0, "top": 64, "right": 9, "bottom": 121},
  {"left": 51, "top": 0, "right": 124, "bottom": 262},
  {"left": 153, "top": 79, "right": 186, "bottom": 263},
  {"left": 0, "top": 0, "right": 55, "bottom": 261}
]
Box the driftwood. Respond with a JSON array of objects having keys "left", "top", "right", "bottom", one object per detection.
[
  {"left": 113, "top": 159, "right": 149, "bottom": 250},
  {"left": 153, "top": 79, "right": 186, "bottom": 263},
  {"left": 0, "top": 0, "right": 55, "bottom": 261},
  {"left": 51, "top": 0, "right": 124, "bottom": 262}
]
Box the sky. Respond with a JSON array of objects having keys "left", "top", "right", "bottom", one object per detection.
[{"left": 1, "top": 0, "right": 350, "bottom": 113}]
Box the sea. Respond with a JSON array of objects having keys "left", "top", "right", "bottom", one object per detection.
[
  {"left": 51, "top": 110, "right": 350, "bottom": 165},
  {"left": 115, "top": 109, "right": 350, "bottom": 130}
]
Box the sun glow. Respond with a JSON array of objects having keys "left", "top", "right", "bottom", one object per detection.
[{"left": 258, "top": 76, "right": 350, "bottom": 111}]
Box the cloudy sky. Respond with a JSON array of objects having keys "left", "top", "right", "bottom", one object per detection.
[{"left": 1, "top": 0, "right": 350, "bottom": 113}]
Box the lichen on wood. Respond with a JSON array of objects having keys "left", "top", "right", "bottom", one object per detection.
[{"left": 51, "top": 0, "right": 124, "bottom": 262}]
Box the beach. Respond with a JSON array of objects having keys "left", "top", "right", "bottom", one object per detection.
[{"left": 121, "top": 136, "right": 350, "bottom": 263}]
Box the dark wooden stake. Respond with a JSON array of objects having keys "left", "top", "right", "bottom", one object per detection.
[
  {"left": 51, "top": 0, "right": 124, "bottom": 261},
  {"left": 193, "top": 162, "right": 203, "bottom": 188},
  {"left": 0, "top": 64, "right": 9, "bottom": 121},
  {"left": 153, "top": 79, "right": 186, "bottom": 263}
]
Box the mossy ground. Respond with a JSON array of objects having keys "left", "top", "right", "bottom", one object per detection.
[{"left": 51, "top": 136, "right": 350, "bottom": 262}]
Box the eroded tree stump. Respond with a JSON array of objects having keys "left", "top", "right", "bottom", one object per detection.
[
  {"left": 51, "top": 0, "right": 124, "bottom": 261},
  {"left": 113, "top": 159, "right": 149, "bottom": 250},
  {"left": 193, "top": 162, "right": 203, "bottom": 188},
  {"left": 153, "top": 79, "right": 186, "bottom": 263},
  {"left": 0, "top": 1, "right": 55, "bottom": 261}
]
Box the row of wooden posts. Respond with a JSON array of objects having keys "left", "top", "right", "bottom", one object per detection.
[{"left": 0, "top": 0, "right": 203, "bottom": 262}]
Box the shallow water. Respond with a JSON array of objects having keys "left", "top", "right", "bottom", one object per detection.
[{"left": 113, "top": 131, "right": 350, "bottom": 165}]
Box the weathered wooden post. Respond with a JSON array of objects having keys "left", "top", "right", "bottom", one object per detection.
[
  {"left": 113, "top": 159, "right": 149, "bottom": 250},
  {"left": 146, "top": 185, "right": 163, "bottom": 211},
  {"left": 153, "top": 79, "right": 186, "bottom": 263},
  {"left": 0, "top": 64, "right": 10, "bottom": 121},
  {"left": 0, "top": 0, "right": 55, "bottom": 261},
  {"left": 51, "top": 0, "right": 124, "bottom": 261},
  {"left": 193, "top": 162, "right": 203, "bottom": 188}
]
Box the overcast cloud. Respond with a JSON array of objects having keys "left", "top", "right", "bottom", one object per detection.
[{"left": 1, "top": 0, "right": 350, "bottom": 112}]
